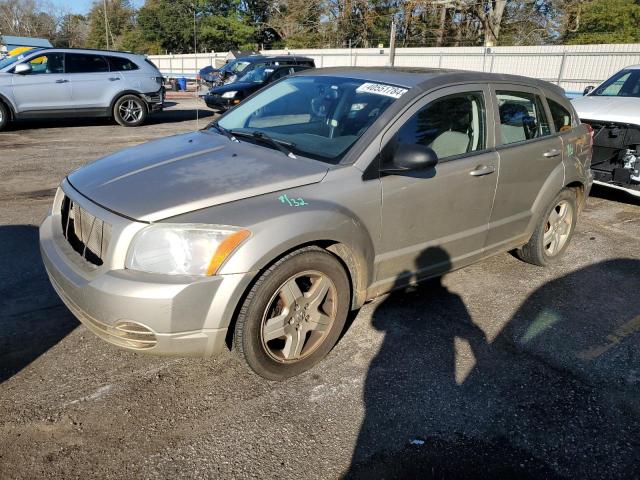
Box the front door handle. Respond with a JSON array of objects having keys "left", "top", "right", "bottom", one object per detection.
[
  {"left": 543, "top": 149, "right": 561, "bottom": 158},
  {"left": 55, "top": 79, "right": 69, "bottom": 83},
  {"left": 469, "top": 165, "right": 496, "bottom": 177},
  {"left": 108, "top": 77, "right": 121, "bottom": 81}
]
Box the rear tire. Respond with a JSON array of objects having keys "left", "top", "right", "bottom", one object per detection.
[
  {"left": 233, "top": 247, "right": 350, "bottom": 380},
  {"left": 113, "top": 94, "right": 148, "bottom": 127},
  {"left": 0, "top": 101, "right": 9, "bottom": 131},
  {"left": 516, "top": 188, "right": 577, "bottom": 267}
]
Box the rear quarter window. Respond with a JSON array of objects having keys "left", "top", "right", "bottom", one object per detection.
[
  {"left": 107, "top": 56, "right": 139, "bottom": 71},
  {"left": 547, "top": 99, "right": 574, "bottom": 133}
]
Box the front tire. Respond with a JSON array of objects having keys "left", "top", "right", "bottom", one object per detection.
[
  {"left": 0, "top": 102, "right": 9, "bottom": 131},
  {"left": 113, "top": 94, "right": 148, "bottom": 127},
  {"left": 233, "top": 247, "right": 350, "bottom": 380},
  {"left": 517, "top": 188, "right": 578, "bottom": 266}
]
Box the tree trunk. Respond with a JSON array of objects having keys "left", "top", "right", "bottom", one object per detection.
[{"left": 436, "top": 5, "right": 447, "bottom": 47}]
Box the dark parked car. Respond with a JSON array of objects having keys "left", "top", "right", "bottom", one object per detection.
[
  {"left": 204, "top": 64, "right": 313, "bottom": 111},
  {"left": 199, "top": 54, "right": 315, "bottom": 90}
]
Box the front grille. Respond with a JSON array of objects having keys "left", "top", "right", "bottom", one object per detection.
[{"left": 60, "top": 195, "right": 111, "bottom": 266}]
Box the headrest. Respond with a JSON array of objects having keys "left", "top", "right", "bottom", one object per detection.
[{"left": 500, "top": 102, "right": 529, "bottom": 127}]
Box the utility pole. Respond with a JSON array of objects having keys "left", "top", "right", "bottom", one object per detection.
[
  {"left": 193, "top": 4, "right": 197, "bottom": 54},
  {"left": 103, "top": 0, "right": 109, "bottom": 50},
  {"left": 388, "top": 19, "right": 396, "bottom": 67}
]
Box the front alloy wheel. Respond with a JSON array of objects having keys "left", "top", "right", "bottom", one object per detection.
[
  {"left": 233, "top": 247, "right": 350, "bottom": 380},
  {"left": 261, "top": 271, "right": 337, "bottom": 362}
]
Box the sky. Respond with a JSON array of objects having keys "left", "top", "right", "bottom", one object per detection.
[{"left": 49, "top": 0, "right": 144, "bottom": 15}]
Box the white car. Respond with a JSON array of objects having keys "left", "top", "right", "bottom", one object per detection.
[
  {"left": 571, "top": 65, "right": 640, "bottom": 197},
  {"left": 0, "top": 48, "right": 165, "bottom": 130}
]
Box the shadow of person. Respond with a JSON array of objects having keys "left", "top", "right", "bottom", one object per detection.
[
  {"left": 0, "top": 225, "right": 78, "bottom": 383},
  {"left": 346, "top": 251, "right": 640, "bottom": 479}
]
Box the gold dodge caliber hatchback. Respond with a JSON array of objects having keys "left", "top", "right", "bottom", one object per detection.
[{"left": 40, "top": 68, "right": 593, "bottom": 380}]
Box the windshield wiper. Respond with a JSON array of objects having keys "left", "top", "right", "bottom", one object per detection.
[
  {"left": 207, "top": 121, "right": 238, "bottom": 142},
  {"left": 230, "top": 130, "right": 297, "bottom": 158}
]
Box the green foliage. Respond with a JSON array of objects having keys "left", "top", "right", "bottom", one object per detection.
[
  {"left": 86, "top": 0, "right": 136, "bottom": 49},
  {"left": 565, "top": 0, "right": 640, "bottom": 44},
  {"left": 136, "top": 0, "right": 255, "bottom": 53}
]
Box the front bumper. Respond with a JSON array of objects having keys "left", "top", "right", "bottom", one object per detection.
[
  {"left": 39, "top": 182, "right": 255, "bottom": 357},
  {"left": 203, "top": 94, "right": 234, "bottom": 111}
]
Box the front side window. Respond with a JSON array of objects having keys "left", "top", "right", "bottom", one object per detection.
[
  {"left": 547, "top": 99, "right": 573, "bottom": 133},
  {"left": 592, "top": 70, "right": 640, "bottom": 98},
  {"left": 497, "top": 91, "right": 551, "bottom": 145},
  {"left": 217, "top": 76, "right": 406, "bottom": 163},
  {"left": 20, "top": 52, "right": 64, "bottom": 74},
  {"left": 393, "top": 92, "right": 486, "bottom": 160},
  {"left": 65, "top": 53, "right": 108, "bottom": 74}
]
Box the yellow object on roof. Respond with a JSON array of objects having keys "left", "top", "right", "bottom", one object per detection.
[{"left": 8, "top": 46, "right": 34, "bottom": 56}]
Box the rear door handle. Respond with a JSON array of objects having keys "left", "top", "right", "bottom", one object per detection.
[
  {"left": 55, "top": 79, "right": 69, "bottom": 83},
  {"left": 108, "top": 77, "right": 121, "bottom": 81},
  {"left": 469, "top": 165, "right": 496, "bottom": 177},
  {"left": 543, "top": 149, "right": 561, "bottom": 158}
]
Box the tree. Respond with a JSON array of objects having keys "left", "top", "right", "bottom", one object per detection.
[
  {"left": 55, "top": 14, "right": 89, "bottom": 48},
  {"left": 564, "top": 0, "right": 640, "bottom": 44},
  {"left": 86, "top": 0, "right": 135, "bottom": 50},
  {"left": 0, "top": 0, "right": 58, "bottom": 39},
  {"left": 137, "top": 0, "right": 256, "bottom": 53}
]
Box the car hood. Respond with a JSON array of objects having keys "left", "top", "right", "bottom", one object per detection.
[
  {"left": 571, "top": 96, "right": 640, "bottom": 125},
  {"left": 67, "top": 131, "right": 329, "bottom": 222},
  {"left": 209, "top": 82, "right": 258, "bottom": 94}
]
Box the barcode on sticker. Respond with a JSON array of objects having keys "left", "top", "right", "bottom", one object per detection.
[{"left": 356, "top": 83, "right": 408, "bottom": 99}]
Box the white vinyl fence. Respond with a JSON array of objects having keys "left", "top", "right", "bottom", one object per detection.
[{"left": 149, "top": 43, "right": 640, "bottom": 94}]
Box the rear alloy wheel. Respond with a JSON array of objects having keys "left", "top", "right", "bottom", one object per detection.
[
  {"left": 516, "top": 188, "right": 578, "bottom": 266},
  {"left": 233, "top": 247, "right": 350, "bottom": 380},
  {"left": 113, "top": 95, "right": 148, "bottom": 127},
  {"left": 0, "top": 102, "right": 9, "bottom": 131}
]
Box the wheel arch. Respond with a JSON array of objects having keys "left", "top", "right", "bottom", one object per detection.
[
  {"left": 0, "top": 92, "right": 16, "bottom": 120},
  {"left": 223, "top": 239, "right": 369, "bottom": 350},
  {"left": 565, "top": 180, "right": 586, "bottom": 213},
  {"left": 109, "top": 90, "right": 147, "bottom": 115}
]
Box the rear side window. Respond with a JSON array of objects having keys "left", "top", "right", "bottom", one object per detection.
[
  {"left": 65, "top": 54, "right": 108, "bottom": 74},
  {"left": 394, "top": 92, "right": 486, "bottom": 160},
  {"left": 496, "top": 91, "right": 551, "bottom": 145},
  {"left": 107, "top": 56, "right": 139, "bottom": 71},
  {"left": 547, "top": 99, "right": 573, "bottom": 133}
]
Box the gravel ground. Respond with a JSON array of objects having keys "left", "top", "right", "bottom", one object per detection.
[{"left": 0, "top": 99, "right": 639, "bottom": 479}]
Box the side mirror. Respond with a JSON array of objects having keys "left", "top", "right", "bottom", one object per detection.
[
  {"left": 583, "top": 86, "right": 595, "bottom": 96},
  {"left": 14, "top": 63, "right": 32, "bottom": 75},
  {"left": 382, "top": 144, "right": 439, "bottom": 173}
]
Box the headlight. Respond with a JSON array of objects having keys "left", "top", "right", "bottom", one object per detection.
[
  {"left": 221, "top": 91, "right": 237, "bottom": 98},
  {"left": 125, "top": 224, "right": 250, "bottom": 276}
]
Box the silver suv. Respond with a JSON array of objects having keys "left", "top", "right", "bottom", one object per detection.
[
  {"left": 0, "top": 48, "right": 164, "bottom": 129},
  {"left": 40, "top": 68, "right": 593, "bottom": 380}
]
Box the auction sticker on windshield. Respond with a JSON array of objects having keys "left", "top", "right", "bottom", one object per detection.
[{"left": 356, "top": 83, "right": 408, "bottom": 98}]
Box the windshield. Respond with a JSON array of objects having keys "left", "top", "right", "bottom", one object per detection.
[
  {"left": 217, "top": 76, "right": 407, "bottom": 163},
  {"left": 221, "top": 60, "right": 251, "bottom": 74},
  {"left": 0, "top": 54, "right": 22, "bottom": 70},
  {"left": 591, "top": 69, "right": 640, "bottom": 97},
  {"left": 240, "top": 66, "right": 273, "bottom": 83}
]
